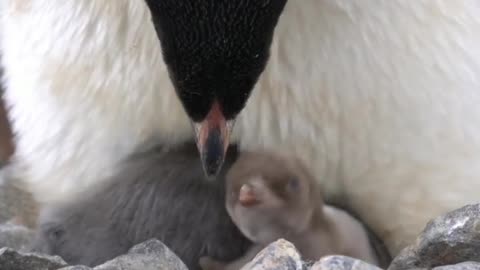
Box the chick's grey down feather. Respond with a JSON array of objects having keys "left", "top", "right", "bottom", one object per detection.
[{"left": 30, "top": 143, "right": 251, "bottom": 270}]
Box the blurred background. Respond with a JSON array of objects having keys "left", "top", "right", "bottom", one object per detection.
[{"left": 0, "top": 65, "right": 14, "bottom": 167}]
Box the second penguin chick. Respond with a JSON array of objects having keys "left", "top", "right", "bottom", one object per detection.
[{"left": 200, "top": 151, "right": 380, "bottom": 270}]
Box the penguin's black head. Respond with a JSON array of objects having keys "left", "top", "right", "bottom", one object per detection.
[{"left": 144, "top": 0, "right": 287, "bottom": 178}]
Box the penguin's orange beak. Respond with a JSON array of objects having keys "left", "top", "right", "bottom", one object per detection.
[{"left": 193, "top": 101, "right": 234, "bottom": 179}]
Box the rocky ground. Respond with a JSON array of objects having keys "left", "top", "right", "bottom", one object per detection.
[{"left": 1, "top": 177, "right": 480, "bottom": 270}]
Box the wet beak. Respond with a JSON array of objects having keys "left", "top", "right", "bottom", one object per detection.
[{"left": 193, "top": 102, "right": 234, "bottom": 179}]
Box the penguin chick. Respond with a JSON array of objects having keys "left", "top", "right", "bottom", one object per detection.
[
  {"left": 29, "top": 143, "right": 251, "bottom": 270},
  {"left": 200, "top": 152, "right": 379, "bottom": 270}
]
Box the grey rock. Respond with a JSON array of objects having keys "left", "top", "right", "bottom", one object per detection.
[
  {"left": 100, "top": 238, "right": 188, "bottom": 270},
  {"left": 59, "top": 267, "right": 92, "bottom": 270},
  {"left": 388, "top": 246, "right": 419, "bottom": 270},
  {"left": 389, "top": 204, "right": 480, "bottom": 270},
  {"left": 0, "top": 247, "right": 67, "bottom": 270},
  {"left": 433, "top": 262, "right": 480, "bottom": 270},
  {"left": 58, "top": 239, "right": 188, "bottom": 270},
  {"left": 301, "top": 260, "right": 316, "bottom": 270},
  {"left": 241, "top": 239, "right": 303, "bottom": 270},
  {"left": 0, "top": 223, "right": 35, "bottom": 250},
  {"left": 310, "top": 255, "right": 382, "bottom": 270}
]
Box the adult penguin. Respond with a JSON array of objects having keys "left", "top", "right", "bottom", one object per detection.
[{"left": 2, "top": 0, "right": 480, "bottom": 256}]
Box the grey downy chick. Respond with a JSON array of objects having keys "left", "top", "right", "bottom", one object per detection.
[{"left": 29, "top": 142, "right": 251, "bottom": 270}]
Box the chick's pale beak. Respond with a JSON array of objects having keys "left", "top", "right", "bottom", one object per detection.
[
  {"left": 193, "top": 102, "right": 234, "bottom": 179},
  {"left": 239, "top": 184, "right": 259, "bottom": 207}
]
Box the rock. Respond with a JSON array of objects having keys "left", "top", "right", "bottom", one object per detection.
[
  {"left": 301, "top": 260, "right": 317, "bottom": 269},
  {"left": 0, "top": 223, "right": 35, "bottom": 250},
  {"left": 0, "top": 247, "right": 67, "bottom": 270},
  {"left": 58, "top": 239, "right": 189, "bottom": 270},
  {"left": 240, "top": 239, "right": 303, "bottom": 270},
  {"left": 59, "top": 266, "right": 92, "bottom": 270},
  {"left": 389, "top": 204, "right": 480, "bottom": 270},
  {"left": 433, "top": 262, "right": 480, "bottom": 270},
  {"left": 388, "top": 246, "right": 420, "bottom": 270},
  {"left": 310, "top": 255, "right": 383, "bottom": 270}
]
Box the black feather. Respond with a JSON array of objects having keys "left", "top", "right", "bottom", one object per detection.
[{"left": 144, "top": 0, "right": 287, "bottom": 121}]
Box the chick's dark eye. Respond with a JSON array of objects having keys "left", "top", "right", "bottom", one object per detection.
[{"left": 287, "top": 178, "right": 299, "bottom": 191}]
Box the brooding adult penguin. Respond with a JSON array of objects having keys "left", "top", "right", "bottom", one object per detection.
[{"left": 2, "top": 0, "right": 480, "bottom": 256}]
